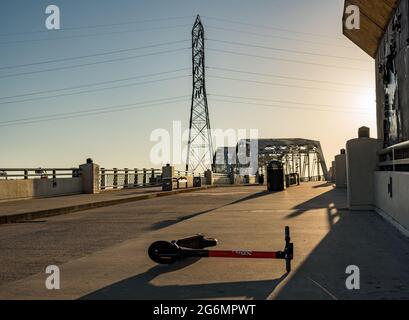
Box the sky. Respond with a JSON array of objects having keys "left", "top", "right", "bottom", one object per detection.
[{"left": 0, "top": 0, "right": 376, "bottom": 171}]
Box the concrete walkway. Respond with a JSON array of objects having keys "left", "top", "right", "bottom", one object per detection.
[
  {"left": 0, "top": 185, "right": 215, "bottom": 224},
  {"left": 1, "top": 183, "right": 409, "bottom": 300}
]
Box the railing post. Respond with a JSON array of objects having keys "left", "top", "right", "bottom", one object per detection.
[
  {"left": 24, "top": 170, "right": 28, "bottom": 180},
  {"left": 143, "top": 168, "right": 147, "bottom": 186},
  {"left": 124, "top": 168, "right": 129, "bottom": 188},
  {"left": 101, "top": 168, "right": 105, "bottom": 190},
  {"left": 52, "top": 170, "right": 57, "bottom": 179},
  {"left": 113, "top": 168, "right": 118, "bottom": 189},
  {"left": 79, "top": 159, "right": 100, "bottom": 194},
  {"left": 151, "top": 168, "right": 155, "bottom": 185},
  {"left": 72, "top": 169, "right": 78, "bottom": 178},
  {"left": 134, "top": 168, "right": 139, "bottom": 187}
]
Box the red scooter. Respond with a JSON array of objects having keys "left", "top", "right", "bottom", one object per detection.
[{"left": 148, "top": 227, "right": 294, "bottom": 272}]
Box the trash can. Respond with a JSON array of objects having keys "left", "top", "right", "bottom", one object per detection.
[
  {"left": 193, "top": 177, "right": 202, "bottom": 188},
  {"left": 162, "top": 178, "right": 173, "bottom": 191},
  {"left": 267, "top": 161, "right": 285, "bottom": 192}
]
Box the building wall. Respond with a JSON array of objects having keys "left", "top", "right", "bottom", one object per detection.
[
  {"left": 373, "top": 0, "right": 409, "bottom": 234},
  {"left": 375, "top": 0, "right": 409, "bottom": 146},
  {"left": 0, "top": 178, "right": 83, "bottom": 202},
  {"left": 374, "top": 171, "right": 409, "bottom": 234}
]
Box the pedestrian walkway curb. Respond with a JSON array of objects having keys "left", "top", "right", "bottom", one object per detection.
[{"left": 0, "top": 185, "right": 218, "bottom": 225}]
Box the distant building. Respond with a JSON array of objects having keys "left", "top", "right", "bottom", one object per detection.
[
  {"left": 342, "top": 0, "right": 409, "bottom": 234},
  {"left": 343, "top": 0, "right": 408, "bottom": 149}
]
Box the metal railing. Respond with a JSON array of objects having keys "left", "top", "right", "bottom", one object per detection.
[
  {"left": 0, "top": 168, "right": 80, "bottom": 180},
  {"left": 212, "top": 173, "right": 229, "bottom": 177},
  {"left": 174, "top": 170, "right": 205, "bottom": 178},
  {"left": 378, "top": 141, "right": 409, "bottom": 172},
  {"left": 161, "top": 170, "right": 205, "bottom": 190},
  {"left": 100, "top": 168, "right": 162, "bottom": 190},
  {"left": 300, "top": 176, "right": 326, "bottom": 182}
]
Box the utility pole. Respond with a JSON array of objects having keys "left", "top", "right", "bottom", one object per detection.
[{"left": 186, "top": 15, "right": 214, "bottom": 173}]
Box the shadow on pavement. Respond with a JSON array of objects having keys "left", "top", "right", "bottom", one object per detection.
[
  {"left": 150, "top": 190, "right": 272, "bottom": 231},
  {"left": 276, "top": 188, "right": 409, "bottom": 300},
  {"left": 150, "top": 207, "right": 222, "bottom": 230},
  {"left": 285, "top": 187, "right": 347, "bottom": 221},
  {"left": 229, "top": 191, "right": 272, "bottom": 205},
  {"left": 312, "top": 182, "right": 334, "bottom": 189},
  {"left": 81, "top": 258, "right": 288, "bottom": 300}
]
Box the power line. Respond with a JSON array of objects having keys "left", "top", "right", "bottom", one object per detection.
[
  {"left": 207, "top": 48, "right": 372, "bottom": 72},
  {"left": 207, "top": 66, "right": 374, "bottom": 89},
  {"left": 0, "top": 96, "right": 190, "bottom": 128},
  {"left": 207, "top": 39, "right": 369, "bottom": 62},
  {"left": 0, "top": 68, "right": 189, "bottom": 101},
  {"left": 1, "top": 93, "right": 374, "bottom": 128},
  {"left": 206, "top": 25, "right": 354, "bottom": 49},
  {"left": 202, "top": 16, "right": 345, "bottom": 40},
  {"left": 0, "top": 40, "right": 189, "bottom": 70},
  {"left": 0, "top": 75, "right": 190, "bottom": 106},
  {"left": 0, "top": 47, "right": 189, "bottom": 79},
  {"left": 207, "top": 75, "right": 370, "bottom": 96},
  {"left": 0, "top": 95, "right": 187, "bottom": 124},
  {"left": 208, "top": 94, "right": 372, "bottom": 111},
  {"left": 209, "top": 97, "right": 373, "bottom": 116},
  {"left": 0, "top": 24, "right": 191, "bottom": 45},
  {"left": 0, "top": 15, "right": 195, "bottom": 37}
]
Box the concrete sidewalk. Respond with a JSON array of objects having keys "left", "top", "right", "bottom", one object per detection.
[
  {"left": 1, "top": 182, "right": 409, "bottom": 299},
  {"left": 0, "top": 185, "right": 215, "bottom": 224}
]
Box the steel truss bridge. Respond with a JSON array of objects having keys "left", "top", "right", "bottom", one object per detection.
[{"left": 215, "top": 138, "right": 329, "bottom": 181}]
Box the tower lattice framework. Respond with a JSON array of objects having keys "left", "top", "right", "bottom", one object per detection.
[{"left": 186, "top": 15, "right": 214, "bottom": 172}]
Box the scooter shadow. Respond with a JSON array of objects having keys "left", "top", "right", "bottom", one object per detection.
[{"left": 81, "top": 258, "right": 288, "bottom": 300}]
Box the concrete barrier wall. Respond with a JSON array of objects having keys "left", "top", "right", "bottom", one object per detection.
[
  {"left": 232, "top": 175, "right": 258, "bottom": 185},
  {"left": 187, "top": 176, "right": 194, "bottom": 188},
  {"left": 200, "top": 177, "right": 207, "bottom": 186},
  {"left": 0, "top": 178, "right": 83, "bottom": 201},
  {"left": 374, "top": 172, "right": 409, "bottom": 233},
  {"left": 335, "top": 153, "right": 347, "bottom": 188},
  {"left": 213, "top": 175, "right": 232, "bottom": 185}
]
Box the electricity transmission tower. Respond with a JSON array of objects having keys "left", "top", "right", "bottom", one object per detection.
[{"left": 186, "top": 15, "right": 214, "bottom": 173}]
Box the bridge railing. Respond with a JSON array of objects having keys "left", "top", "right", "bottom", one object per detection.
[
  {"left": 174, "top": 170, "right": 205, "bottom": 178},
  {"left": 212, "top": 173, "right": 229, "bottom": 177},
  {"left": 0, "top": 168, "right": 80, "bottom": 180},
  {"left": 99, "top": 168, "right": 162, "bottom": 190},
  {"left": 378, "top": 141, "right": 409, "bottom": 172},
  {"left": 299, "top": 176, "right": 326, "bottom": 182},
  {"left": 161, "top": 169, "right": 206, "bottom": 190}
]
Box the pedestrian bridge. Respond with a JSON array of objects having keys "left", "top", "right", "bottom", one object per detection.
[{"left": 1, "top": 182, "right": 409, "bottom": 300}]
